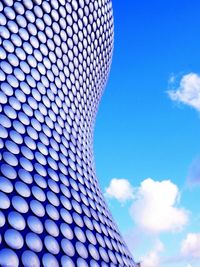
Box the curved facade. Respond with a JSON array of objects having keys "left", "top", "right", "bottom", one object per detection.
[{"left": 0, "top": 0, "right": 136, "bottom": 266}]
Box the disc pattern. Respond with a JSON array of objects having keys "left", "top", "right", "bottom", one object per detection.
[{"left": 0, "top": 0, "right": 136, "bottom": 266}]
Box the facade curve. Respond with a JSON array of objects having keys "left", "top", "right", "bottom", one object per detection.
[{"left": 0, "top": 0, "right": 136, "bottom": 266}]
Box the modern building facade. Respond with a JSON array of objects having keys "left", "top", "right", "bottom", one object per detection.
[{"left": 0, "top": 0, "right": 137, "bottom": 266}]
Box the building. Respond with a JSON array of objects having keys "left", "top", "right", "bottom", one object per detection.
[{"left": 0, "top": 0, "right": 137, "bottom": 266}]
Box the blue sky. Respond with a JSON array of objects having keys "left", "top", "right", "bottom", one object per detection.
[{"left": 94, "top": 1, "right": 200, "bottom": 266}]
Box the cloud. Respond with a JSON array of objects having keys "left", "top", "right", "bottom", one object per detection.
[
  {"left": 141, "top": 240, "right": 164, "bottom": 267},
  {"left": 168, "top": 73, "right": 200, "bottom": 112},
  {"left": 187, "top": 157, "right": 200, "bottom": 186},
  {"left": 168, "top": 73, "right": 176, "bottom": 84},
  {"left": 105, "top": 178, "right": 190, "bottom": 265},
  {"left": 181, "top": 233, "right": 200, "bottom": 258},
  {"left": 130, "top": 178, "right": 188, "bottom": 233},
  {"left": 105, "top": 178, "right": 134, "bottom": 203},
  {"left": 124, "top": 228, "right": 146, "bottom": 253}
]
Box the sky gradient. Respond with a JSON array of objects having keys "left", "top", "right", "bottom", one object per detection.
[{"left": 94, "top": 1, "right": 200, "bottom": 266}]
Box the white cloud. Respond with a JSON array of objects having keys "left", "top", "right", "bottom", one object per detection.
[
  {"left": 105, "top": 178, "right": 134, "bottom": 203},
  {"left": 168, "top": 72, "right": 200, "bottom": 111},
  {"left": 141, "top": 240, "right": 164, "bottom": 267},
  {"left": 130, "top": 178, "right": 188, "bottom": 233},
  {"left": 168, "top": 73, "right": 176, "bottom": 84},
  {"left": 181, "top": 233, "right": 200, "bottom": 258}
]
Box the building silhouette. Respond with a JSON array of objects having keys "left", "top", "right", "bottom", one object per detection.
[{"left": 0, "top": 0, "right": 137, "bottom": 266}]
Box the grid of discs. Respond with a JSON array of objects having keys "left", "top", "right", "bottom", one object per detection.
[{"left": 0, "top": 0, "right": 136, "bottom": 266}]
